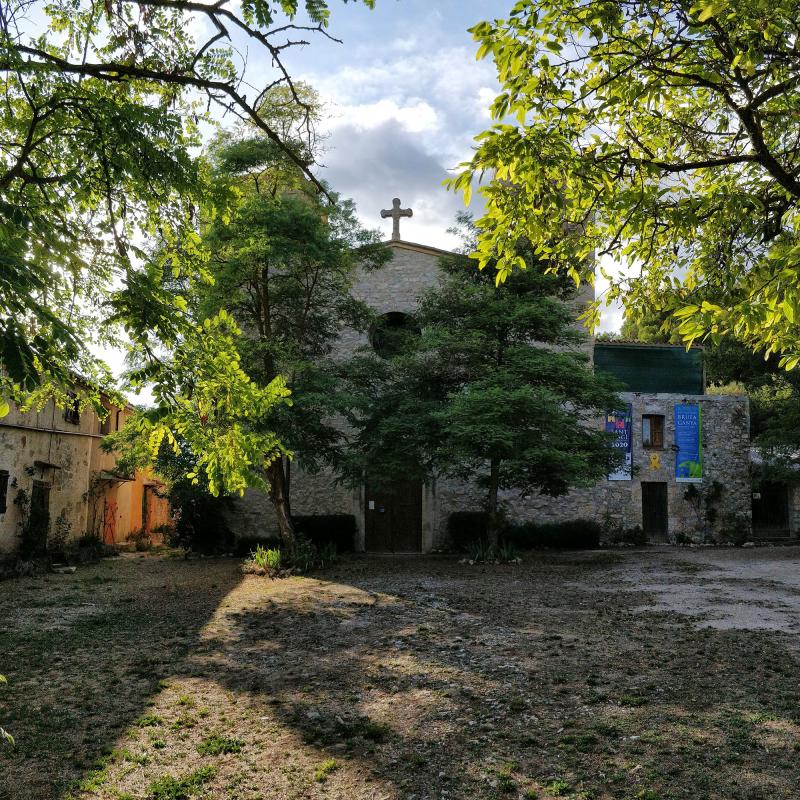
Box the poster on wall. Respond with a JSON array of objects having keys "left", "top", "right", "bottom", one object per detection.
[
  {"left": 675, "top": 404, "right": 703, "bottom": 482},
  {"left": 606, "top": 404, "right": 632, "bottom": 481}
]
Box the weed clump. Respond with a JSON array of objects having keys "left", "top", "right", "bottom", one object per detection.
[
  {"left": 196, "top": 735, "right": 243, "bottom": 756},
  {"left": 313, "top": 758, "right": 339, "bottom": 782},
  {"left": 147, "top": 766, "right": 216, "bottom": 800}
]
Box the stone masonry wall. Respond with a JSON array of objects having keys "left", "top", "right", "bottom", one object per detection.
[
  {"left": 226, "top": 240, "right": 448, "bottom": 542},
  {"left": 432, "top": 392, "right": 751, "bottom": 548}
]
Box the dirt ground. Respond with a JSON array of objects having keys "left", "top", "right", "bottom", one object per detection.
[{"left": 2, "top": 547, "right": 800, "bottom": 800}]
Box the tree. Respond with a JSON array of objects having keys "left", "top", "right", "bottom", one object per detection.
[
  {"left": 347, "top": 215, "right": 623, "bottom": 546},
  {"left": 107, "top": 309, "right": 291, "bottom": 493},
  {"left": 450, "top": 0, "right": 800, "bottom": 369},
  {"left": 0, "top": 0, "right": 376, "bottom": 493},
  {"left": 199, "top": 133, "right": 390, "bottom": 545}
]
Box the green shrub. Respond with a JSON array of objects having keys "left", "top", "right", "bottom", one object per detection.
[
  {"left": 505, "top": 519, "right": 601, "bottom": 550},
  {"left": 292, "top": 514, "right": 356, "bottom": 552},
  {"left": 467, "top": 538, "right": 494, "bottom": 562},
  {"left": 314, "top": 758, "right": 339, "bottom": 782},
  {"left": 127, "top": 528, "right": 152, "bottom": 552},
  {"left": 249, "top": 545, "right": 281, "bottom": 570},
  {"left": 70, "top": 531, "right": 115, "bottom": 560},
  {"left": 496, "top": 541, "right": 520, "bottom": 563},
  {"left": 287, "top": 539, "right": 337, "bottom": 572},
  {"left": 234, "top": 536, "right": 281, "bottom": 557},
  {"left": 243, "top": 539, "right": 337, "bottom": 575},
  {"left": 607, "top": 524, "right": 646, "bottom": 546},
  {"left": 196, "top": 735, "right": 243, "bottom": 755},
  {"left": 466, "top": 540, "right": 520, "bottom": 564},
  {"left": 447, "top": 511, "right": 490, "bottom": 551},
  {"left": 449, "top": 513, "right": 600, "bottom": 551}
]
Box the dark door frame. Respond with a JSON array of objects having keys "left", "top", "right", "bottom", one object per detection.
[
  {"left": 641, "top": 481, "right": 669, "bottom": 540},
  {"left": 364, "top": 476, "right": 423, "bottom": 553}
]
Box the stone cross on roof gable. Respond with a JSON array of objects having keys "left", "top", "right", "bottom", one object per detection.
[{"left": 380, "top": 197, "right": 413, "bottom": 241}]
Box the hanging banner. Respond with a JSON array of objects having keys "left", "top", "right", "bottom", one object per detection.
[
  {"left": 606, "top": 404, "right": 632, "bottom": 481},
  {"left": 675, "top": 404, "right": 702, "bottom": 482}
]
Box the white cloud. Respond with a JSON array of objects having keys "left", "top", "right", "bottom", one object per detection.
[
  {"left": 476, "top": 87, "right": 496, "bottom": 120},
  {"left": 329, "top": 99, "right": 440, "bottom": 135}
]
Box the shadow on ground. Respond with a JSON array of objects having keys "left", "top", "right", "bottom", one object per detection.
[
  {"left": 0, "top": 553, "right": 242, "bottom": 799},
  {"left": 2, "top": 549, "right": 800, "bottom": 799}
]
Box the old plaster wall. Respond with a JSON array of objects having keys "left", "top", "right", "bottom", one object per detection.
[
  {"left": 0, "top": 399, "right": 95, "bottom": 554},
  {"left": 0, "top": 399, "right": 172, "bottom": 555}
]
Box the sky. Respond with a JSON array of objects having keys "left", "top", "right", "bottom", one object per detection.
[{"left": 282, "top": 0, "right": 498, "bottom": 250}]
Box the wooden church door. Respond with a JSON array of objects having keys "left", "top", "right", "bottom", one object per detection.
[{"left": 364, "top": 477, "right": 422, "bottom": 552}]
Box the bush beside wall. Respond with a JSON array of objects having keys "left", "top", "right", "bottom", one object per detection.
[
  {"left": 447, "top": 512, "right": 601, "bottom": 551},
  {"left": 504, "top": 519, "right": 602, "bottom": 550},
  {"left": 292, "top": 514, "right": 356, "bottom": 553},
  {"left": 447, "top": 511, "right": 491, "bottom": 551}
]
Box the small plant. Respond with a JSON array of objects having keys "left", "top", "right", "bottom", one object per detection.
[
  {"left": 250, "top": 544, "right": 282, "bottom": 570},
  {"left": 545, "top": 779, "right": 572, "bottom": 796},
  {"left": 467, "top": 539, "right": 494, "bottom": 563},
  {"left": 606, "top": 523, "right": 646, "bottom": 546},
  {"left": 69, "top": 530, "right": 114, "bottom": 562},
  {"left": 136, "top": 713, "right": 163, "bottom": 728},
  {"left": 49, "top": 510, "right": 71, "bottom": 558},
  {"left": 496, "top": 541, "right": 520, "bottom": 563},
  {"left": 196, "top": 734, "right": 243, "bottom": 755},
  {"left": 684, "top": 481, "right": 724, "bottom": 541},
  {"left": 244, "top": 538, "right": 337, "bottom": 576},
  {"left": 314, "top": 758, "right": 339, "bottom": 782},
  {"left": 497, "top": 762, "right": 517, "bottom": 793},
  {"left": 127, "top": 528, "right": 152, "bottom": 552},
  {"left": 619, "top": 694, "right": 647, "bottom": 707},
  {"left": 286, "top": 538, "right": 337, "bottom": 572},
  {"left": 147, "top": 766, "right": 216, "bottom": 800}
]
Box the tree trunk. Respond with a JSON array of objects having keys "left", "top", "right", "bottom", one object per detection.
[
  {"left": 487, "top": 458, "right": 501, "bottom": 550},
  {"left": 266, "top": 459, "right": 295, "bottom": 549}
]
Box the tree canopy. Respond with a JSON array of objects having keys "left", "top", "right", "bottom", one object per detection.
[
  {"left": 0, "top": 0, "right": 377, "bottom": 493},
  {"left": 0, "top": 0, "right": 373, "bottom": 402},
  {"left": 450, "top": 0, "right": 800, "bottom": 369}
]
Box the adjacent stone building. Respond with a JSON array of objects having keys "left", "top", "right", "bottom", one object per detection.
[{"left": 228, "top": 209, "right": 752, "bottom": 549}]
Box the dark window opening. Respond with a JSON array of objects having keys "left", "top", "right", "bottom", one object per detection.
[
  {"left": 99, "top": 406, "right": 120, "bottom": 435},
  {"left": 27, "top": 480, "right": 51, "bottom": 556},
  {"left": 370, "top": 312, "right": 420, "bottom": 359},
  {"left": 642, "top": 414, "right": 665, "bottom": 448},
  {"left": 0, "top": 471, "right": 9, "bottom": 514},
  {"left": 64, "top": 393, "right": 80, "bottom": 425}
]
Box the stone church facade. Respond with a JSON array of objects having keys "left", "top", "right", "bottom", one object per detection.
[{"left": 228, "top": 219, "right": 752, "bottom": 549}]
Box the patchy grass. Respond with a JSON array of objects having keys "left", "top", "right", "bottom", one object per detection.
[
  {"left": 196, "top": 734, "right": 243, "bottom": 756},
  {"left": 2, "top": 549, "right": 800, "bottom": 798},
  {"left": 147, "top": 766, "right": 217, "bottom": 799}
]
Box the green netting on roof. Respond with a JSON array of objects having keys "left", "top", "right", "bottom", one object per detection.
[{"left": 594, "top": 343, "right": 704, "bottom": 394}]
